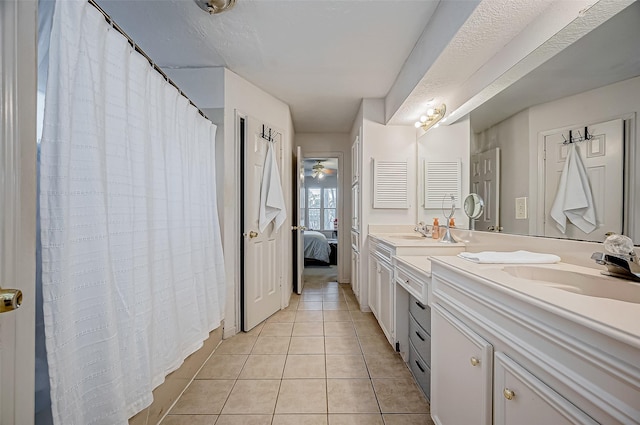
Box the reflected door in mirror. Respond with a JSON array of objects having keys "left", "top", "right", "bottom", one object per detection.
[
  {"left": 543, "top": 119, "right": 623, "bottom": 242},
  {"left": 471, "top": 148, "right": 500, "bottom": 231}
]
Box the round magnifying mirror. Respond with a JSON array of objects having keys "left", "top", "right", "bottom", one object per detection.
[{"left": 463, "top": 193, "right": 484, "bottom": 230}]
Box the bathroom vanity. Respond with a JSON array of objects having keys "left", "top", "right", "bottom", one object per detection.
[
  {"left": 430, "top": 256, "right": 640, "bottom": 425},
  {"left": 367, "top": 234, "right": 463, "bottom": 348},
  {"left": 366, "top": 233, "right": 464, "bottom": 400}
]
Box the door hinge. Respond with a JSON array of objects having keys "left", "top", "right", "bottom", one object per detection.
[{"left": 395, "top": 342, "right": 400, "bottom": 352}]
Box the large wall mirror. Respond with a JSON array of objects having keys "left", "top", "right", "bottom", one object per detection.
[{"left": 418, "top": 2, "right": 640, "bottom": 243}]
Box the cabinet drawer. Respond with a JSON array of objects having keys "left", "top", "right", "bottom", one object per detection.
[
  {"left": 371, "top": 241, "right": 393, "bottom": 263},
  {"left": 409, "top": 295, "right": 431, "bottom": 330},
  {"left": 409, "top": 313, "right": 431, "bottom": 366},
  {"left": 409, "top": 339, "right": 431, "bottom": 400},
  {"left": 396, "top": 266, "right": 426, "bottom": 302}
]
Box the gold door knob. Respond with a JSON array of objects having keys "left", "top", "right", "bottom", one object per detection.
[
  {"left": 1, "top": 288, "right": 23, "bottom": 313},
  {"left": 291, "top": 225, "right": 299, "bottom": 230},
  {"left": 470, "top": 357, "right": 480, "bottom": 367},
  {"left": 503, "top": 388, "right": 515, "bottom": 400},
  {"left": 249, "top": 231, "right": 258, "bottom": 239}
]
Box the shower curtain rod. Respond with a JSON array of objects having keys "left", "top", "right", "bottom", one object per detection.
[{"left": 87, "top": 0, "right": 211, "bottom": 121}]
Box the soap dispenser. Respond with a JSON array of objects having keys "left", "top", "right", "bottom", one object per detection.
[{"left": 432, "top": 218, "right": 440, "bottom": 239}]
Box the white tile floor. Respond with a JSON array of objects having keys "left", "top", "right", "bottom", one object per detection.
[{"left": 161, "top": 279, "right": 434, "bottom": 425}]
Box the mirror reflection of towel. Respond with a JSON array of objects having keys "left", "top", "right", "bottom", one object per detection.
[
  {"left": 550, "top": 144, "right": 596, "bottom": 234},
  {"left": 259, "top": 142, "right": 287, "bottom": 232}
]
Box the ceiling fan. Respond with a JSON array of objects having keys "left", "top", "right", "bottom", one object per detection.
[{"left": 312, "top": 160, "right": 326, "bottom": 179}]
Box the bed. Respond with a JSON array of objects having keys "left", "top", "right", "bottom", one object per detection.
[{"left": 303, "top": 230, "right": 332, "bottom": 264}]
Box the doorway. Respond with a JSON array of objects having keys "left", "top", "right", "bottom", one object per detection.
[{"left": 300, "top": 157, "right": 339, "bottom": 285}]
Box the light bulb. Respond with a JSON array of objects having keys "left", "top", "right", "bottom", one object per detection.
[
  {"left": 414, "top": 122, "right": 422, "bottom": 128},
  {"left": 427, "top": 108, "right": 435, "bottom": 117},
  {"left": 318, "top": 173, "right": 324, "bottom": 179},
  {"left": 420, "top": 115, "right": 427, "bottom": 123}
]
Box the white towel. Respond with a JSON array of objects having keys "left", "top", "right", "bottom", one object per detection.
[
  {"left": 458, "top": 250, "right": 561, "bottom": 264},
  {"left": 259, "top": 142, "right": 287, "bottom": 232},
  {"left": 549, "top": 144, "right": 596, "bottom": 234}
]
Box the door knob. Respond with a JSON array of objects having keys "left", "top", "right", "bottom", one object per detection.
[
  {"left": 249, "top": 231, "right": 258, "bottom": 239},
  {"left": 291, "top": 225, "right": 298, "bottom": 230},
  {"left": 503, "top": 388, "right": 515, "bottom": 400},
  {"left": 0, "top": 288, "right": 22, "bottom": 313}
]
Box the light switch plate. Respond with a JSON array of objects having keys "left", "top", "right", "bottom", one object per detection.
[{"left": 515, "top": 197, "right": 527, "bottom": 219}]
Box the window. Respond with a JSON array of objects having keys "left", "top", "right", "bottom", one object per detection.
[{"left": 304, "top": 186, "right": 337, "bottom": 231}]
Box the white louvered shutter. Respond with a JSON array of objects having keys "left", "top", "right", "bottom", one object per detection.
[
  {"left": 424, "top": 159, "right": 461, "bottom": 208},
  {"left": 373, "top": 159, "right": 409, "bottom": 209}
]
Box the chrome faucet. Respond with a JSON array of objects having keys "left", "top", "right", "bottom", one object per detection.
[
  {"left": 591, "top": 251, "right": 640, "bottom": 281},
  {"left": 414, "top": 222, "right": 430, "bottom": 237}
]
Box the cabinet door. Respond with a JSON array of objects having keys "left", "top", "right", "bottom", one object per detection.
[
  {"left": 378, "top": 259, "right": 394, "bottom": 343},
  {"left": 494, "top": 352, "right": 598, "bottom": 425},
  {"left": 351, "top": 136, "right": 359, "bottom": 184},
  {"left": 351, "top": 250, "right": 359, "bottom": 299},
  {"left": 431, "top": 305, "right": 493, "bottom": 425},
  {"left": 368, "top": 254, "right": 379, "bottom": 319},
  {"left": 351, "top": 183, "right": 359, "bottom": 231}
]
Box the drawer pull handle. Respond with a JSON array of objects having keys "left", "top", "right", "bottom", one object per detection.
[
  {"left": 470, "top": 357, "right": 480, "bottom": 367},
  {"left": 415, "top": 360, "right": 425, "bottom": 373},
  {"left": 415, "top": 331, "right": 425, "bottom": 341},
  {"left": 415, "top": 301, "right": 426, "bottom": 310},
  {"left": 503, "top": 388, "right": 515, "bottom": 400}
]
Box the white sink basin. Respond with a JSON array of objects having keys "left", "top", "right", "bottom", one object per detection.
[{"left": 503, "top": 266, "right": 640, "bottom": 304}]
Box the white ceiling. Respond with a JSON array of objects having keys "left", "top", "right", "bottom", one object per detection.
[
  {"left": 98, "top": 0, "right": 439, "bottom": 133},
  {"left": 96, "top": 0, "right": 640, "bottom": 134}
]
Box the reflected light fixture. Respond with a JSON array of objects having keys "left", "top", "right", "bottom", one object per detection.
[
  {"left": 414, "top": 104, "right": 446, "bottom": 132},
  {"left": 195, "top": 0, "right": 236, "bottom": 14}
]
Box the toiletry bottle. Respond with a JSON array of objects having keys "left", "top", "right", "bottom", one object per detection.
[
  {"left": 432, "top": 218, "right": 440, "bottom": 239},
  {"left": 449, "top": 217, "right": 455, "bottom": 228}
]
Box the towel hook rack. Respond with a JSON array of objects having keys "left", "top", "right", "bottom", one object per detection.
[
  {"left": 260, "top": 124, "right": 281, "bottom": 142},
  {"left": 562, "top": 126, "right": 593, "bottom": 145}
]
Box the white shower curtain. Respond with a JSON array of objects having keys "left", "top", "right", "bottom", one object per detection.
[{"left": 39, "top": 1, "right": 225, "bottom": 424}]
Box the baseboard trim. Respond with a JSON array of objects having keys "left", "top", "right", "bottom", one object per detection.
[{"left": 129, "top": 325, "right": 224, "bottom": 425}]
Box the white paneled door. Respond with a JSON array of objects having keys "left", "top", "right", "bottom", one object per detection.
[
  {"left": 470, "top": 148, "right": 500, "bottom": 232},
  {"left": 0, "top": 1, "right": 37, "bottom": 423},
  {"left": 242, "top": 118, "right": 283, "bottom": 331},
  {"left": 294, "top": 146, "right": 305, "bottom": 294},
  {"left": 543, "top": 119, "right": 623, "bottom": 242}
]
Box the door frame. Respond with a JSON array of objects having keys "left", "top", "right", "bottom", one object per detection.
[
  {"left": 302, "top": 151, "right": 344, "bottom": 282},
  {"left": 533, "top": 113, "right": 635, "bottom": 237},
  {"left": 0, "top": 0, "right": 37, "bottom": 423}
]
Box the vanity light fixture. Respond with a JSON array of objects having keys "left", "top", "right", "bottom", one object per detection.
[
  {"left": 414, "top": 104, "right": 446, "bottom": 132},
  {"left": 195, "top": 0, "right": 236, "bottom": 14}
]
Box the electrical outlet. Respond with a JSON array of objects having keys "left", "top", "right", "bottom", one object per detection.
[{"left": 515, "top": 197, "right": 527, "bottom": 219}]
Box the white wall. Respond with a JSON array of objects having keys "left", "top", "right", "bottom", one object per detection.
[
  {"left": 417, "top": 115, "right": 471, "bottom": 229},
  {"left": 353, "top": 98, "right": 417, "bottom": 310},
  {"left": 363, "top": 99, "right": 418, "bottom": 226},
  {"left": 472, "top": 109, "right": 529, "bottom": 235},
  {"left": 222, "top": 68, "right": 294, "bottom": 337},
  {"left": 473, "top": 75, "right": 640, "bottom": 241},
  {"left": 296, "top": 133, "right": 351, "bottom": 283}
]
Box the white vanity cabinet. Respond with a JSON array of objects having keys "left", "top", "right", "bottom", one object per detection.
[
  {"left": 368, "top": 239, "right": 395, "bottom": 343},
  {"left": 431, "top": 304, "right": 492, "bottom": 425},
  {"left": 430, "top": 258, "right": 639, "bottom": 425}
]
